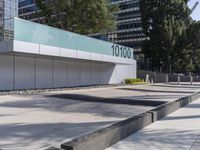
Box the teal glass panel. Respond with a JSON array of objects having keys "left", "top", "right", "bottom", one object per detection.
[{"left": 14, "top": 18, "right": 134, "bottom": 59}]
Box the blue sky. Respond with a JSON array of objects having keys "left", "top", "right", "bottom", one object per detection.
[{"left": 188, "top": 0, "right": 200, "bottom": 21}]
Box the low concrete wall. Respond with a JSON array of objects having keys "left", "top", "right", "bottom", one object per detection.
[
  {"left": 46, "top": 91, "right": 200, "bottom": 150},
  {"left": 61, "top": 113, "right": 152, "bottom": 150},
  {"left": 137, "top": 70, "right": 200, "bottom": 83},
  {"left": 149, "top": 91, "right": 200, "bottom": 122},
  {"left": 0, "top": 53, "right": 136, "bottom": 91}
]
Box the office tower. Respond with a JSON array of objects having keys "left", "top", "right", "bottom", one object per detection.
[
  {"left": 91, "top": 0, "right": 146, "bottom": 66},
  {"left": 0, "top": 0, "right": 18, "bottom": 41},
  {"left": 18, "top": 0, "right": 43, "bottom": 23}
]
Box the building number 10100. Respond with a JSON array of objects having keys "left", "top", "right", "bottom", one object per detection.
[{"left": 112, "top": 44, "right": 132, "bottom": 59}]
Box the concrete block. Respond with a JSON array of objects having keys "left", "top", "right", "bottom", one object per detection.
[
  {"left": 149, "top": 92, "right": 200, "bottom": 122},
  {"left": 61, "top": 113, "right": 152, "bottom": 150},
  {"left": 179, "top": 96, "right": 191, "bottom": 107},
  {"left": 149, "top": 101, "right": 180, "bottom": 122}
]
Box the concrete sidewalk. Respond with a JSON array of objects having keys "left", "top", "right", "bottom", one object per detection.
[
  {"left": 106, "top": 98, "right": 200, "bottom": 150},
  {"left": 0, "top": 83, "right": 200, "bottom": 150},
  {"left": 0, "top": 94, "right": 151, "bottom": 150}
]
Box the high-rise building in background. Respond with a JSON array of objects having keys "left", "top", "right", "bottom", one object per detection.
[
  {"left": 18, "top": 0, "right": 146, "bottom": 67},
  {"left": 91, "top": 0, "right": 146, "bottom": 66},
  {"left": 18, "top": 0, "right": 43, "bottom": 23},
  {"left": 0, "top": 0, "right": 18, "bottom": 41}
]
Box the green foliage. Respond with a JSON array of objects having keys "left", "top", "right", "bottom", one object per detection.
[
  {"left": 169, "top": 20, "right": 200, "bottom": 73},
  {"left": 140, "top": 0, "right": 200, "bottom": 74},
  {"left": 140, "top": 0, "right": 191, "bottom": 72},
  {"left": 124, "top": 78, "right": 144, "bottom": 85},
  {"left": 36, "top": 0, "right": 118, "bottom": 34}
]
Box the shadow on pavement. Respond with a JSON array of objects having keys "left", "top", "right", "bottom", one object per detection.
[
  {"left": 118, "top": 88, "right": 194, "bottom": 94},
  {"left": 121, "top": 128, "right": 199, "bottom": 150},
  {"left": 0, "top": 121, "right": 115, "bottom": 149},
  {"left": 150, "top": 84, "right": 200, "bottom": 89},
  {"left": 48, "top": 94, "right": 167, "bottom": 107}
]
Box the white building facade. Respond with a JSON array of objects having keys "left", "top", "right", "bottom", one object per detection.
[{"left": 0, "top": 18, "right": 136, "bottom": 91}]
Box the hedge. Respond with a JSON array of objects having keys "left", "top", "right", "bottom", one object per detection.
[{"left": 124, "top": 78, "right": 144, "bottom": 84}]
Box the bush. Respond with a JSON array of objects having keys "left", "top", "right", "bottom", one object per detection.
[{"left": 124, "top": 78, "right": 144, "bottom": 84}]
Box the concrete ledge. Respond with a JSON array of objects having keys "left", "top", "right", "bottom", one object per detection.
[
  {"left": 45, "top": 91, "right": 200, "bottom": 150},
  {"left": 149, "top": 91, "right": 200, "bottom": 122},
  {"left": 149, "top": 100, "right": 180, "bottom": 122},
  {"left": 61, "top": 113, "right": 152, "bottom": 150}
]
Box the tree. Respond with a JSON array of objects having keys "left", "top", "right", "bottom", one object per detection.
[
  {"left": 184, "top": 21, "right": 200, "bottom": 73},
  {"left": 35, "top": 0, "right": 118, "bottom": 34},
  {"left": 140, "top": 0, "right": 191, "bottom": 73},
  {"left": 170, "top": 21, "right": 200, "bottom": 73}
]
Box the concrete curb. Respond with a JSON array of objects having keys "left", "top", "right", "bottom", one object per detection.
[
  {"left": 46, "top": 91, "right": 200, "bottom": 150},
  {"left": 61, "top": 113, "right": 152, "bottom": 150},
  {"left": 149, "top": 91, "right": 200, "bottom": 122}
]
